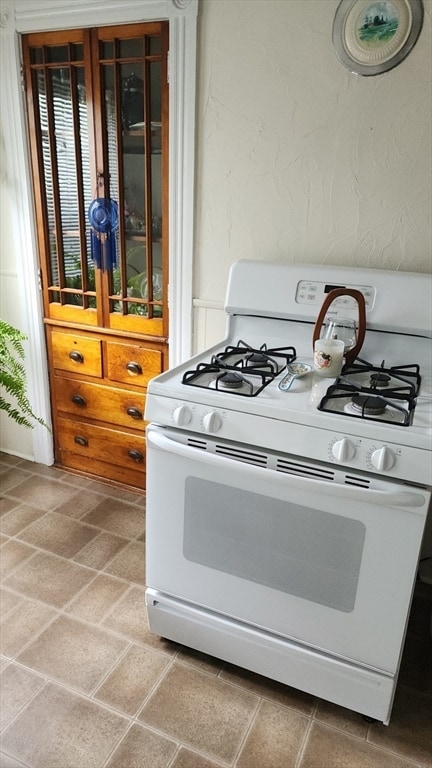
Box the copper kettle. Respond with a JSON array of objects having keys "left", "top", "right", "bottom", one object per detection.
[{"left": 312, "top": 288, "right": 366, "bottom": 366}]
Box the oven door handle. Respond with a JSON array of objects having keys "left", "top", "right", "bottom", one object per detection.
[{"left": 146, "top": 429, "right": 427, "bottom": 510}]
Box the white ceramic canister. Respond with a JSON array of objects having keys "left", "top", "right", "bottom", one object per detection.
[{"left": 314, "top": 338, "right": 345, "bottom": 377}]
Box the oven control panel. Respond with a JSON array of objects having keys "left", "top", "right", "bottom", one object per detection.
[
  {"left": 295, "top": 281, "right": 376, "bottom": 310},
  {"left": 146, "top": 396, "right": 429, "bottom": 486}
]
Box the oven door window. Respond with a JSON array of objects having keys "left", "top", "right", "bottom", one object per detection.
[{"left": 184, "top": 478, "right": 365, "bottom": 613}]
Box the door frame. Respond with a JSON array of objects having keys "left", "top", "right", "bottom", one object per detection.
[{"left": 0, "top": 0, "right": 198, "bottom": 464}]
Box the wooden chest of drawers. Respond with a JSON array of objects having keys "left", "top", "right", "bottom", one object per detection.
[{"left": 48, "top": 327, "right": 166, "bottom": 489}]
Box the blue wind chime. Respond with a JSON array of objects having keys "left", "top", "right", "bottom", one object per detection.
[{"left": 88, "top": 197, "right": 119, "bottom": 270}]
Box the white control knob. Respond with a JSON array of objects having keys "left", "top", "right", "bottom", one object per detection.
[
  {"left": 173, "top": 405, "right": 192, "bottom": 426},
  {"left": 331, "top": 438, "right": 356, "bottom": 462},
  {"left": 202, "top": 411, "right": 222, "bottom": 433},
  {"left": 370, "top": 446, "right": 395, "bottom": 472}
]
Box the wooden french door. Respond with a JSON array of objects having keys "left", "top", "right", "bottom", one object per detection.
[{"left": 23, "top": 23, "right": 169, "bottom": 340}]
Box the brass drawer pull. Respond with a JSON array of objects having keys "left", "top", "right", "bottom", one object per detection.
[
  {"left": 127, "top": 407, "right": 143, "bottom": 420},
  {"left": 126, "top": 361, "right": 142, "bottom": 376},
  {"left": 128, "top": 449, "right": 143, "bottom": 462},
  {"left": 69, "top": 350, "right": 84, "bottom": 364},
  {"left": 74, "top": 435, "right": 88, "bottom": 446},
  {"left": 72, "top": 394, "right": 86, "bottom": 407}
]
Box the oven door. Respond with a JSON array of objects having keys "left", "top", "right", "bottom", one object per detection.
[{"left": 145, "top": 425, "right": 430, "bottom": 674}]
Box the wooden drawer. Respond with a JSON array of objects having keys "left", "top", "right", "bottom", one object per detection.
[
  {"left": 59, "top": 451, "right": 145, "bottom": 489},
  {"left": 51, "top": 331, "right": 102, "bottom": 378},
  {"left": 106, "top": 341, "right": 162, "bottom": 388},
  {"left": 53, "top": 377, "right": 146, "bottom": 432},
  {"left": 57, "top": 416, "right": 146, "bottom": 472}
]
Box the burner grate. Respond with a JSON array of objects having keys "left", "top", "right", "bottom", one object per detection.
[
  {"left": 182, "top": 340, "right": 297, "bottom": 397},
  {"left": 318, "top": 358, "right": 420, "bottom": 426},
  {"left": 342, "top": 358, "right": 421, "bottom": 395},
  {"left": 182, "top": 362, "right": 275, "bottom": 397},
  {"left": 214, "top": 339, "right": 296, "bottom": 374}
]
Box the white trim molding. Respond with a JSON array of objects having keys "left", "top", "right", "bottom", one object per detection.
[{"left": 0, "top": 0, "right": 198, "bottom": 463}]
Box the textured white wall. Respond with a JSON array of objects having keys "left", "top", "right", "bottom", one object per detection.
[
  {"left": 194, "top": 0, "right": 432, "bottom": 309},
  {"left": 0, "top": 181, "right": 34, "bottom": 459}
]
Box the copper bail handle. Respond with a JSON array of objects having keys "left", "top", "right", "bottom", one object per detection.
[{"left": 312, "top": 288, "right": 366, "bottom": 366}]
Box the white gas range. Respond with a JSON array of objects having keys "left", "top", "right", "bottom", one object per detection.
[{"left": 144, "top": 260, "right": 432, "bottom": 725}]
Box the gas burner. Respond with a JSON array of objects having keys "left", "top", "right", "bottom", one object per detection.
[
  {"left": 319, "top": 357, "right": 420, "bottom": 426},
  {"left": 370, "top": 373, "right": 391, "bottom": 388},
  {"left": 349, "top": 394, "right": 387, "bottom": 416},
  {"left": 217, "top": 371, "right": 246, "bottom": 389},
  {"left": 245, "top": 351, "right": 271, "bottom": 366}
]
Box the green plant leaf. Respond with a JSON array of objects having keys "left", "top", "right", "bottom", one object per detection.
[{"left": 0, "top": 319, "right": 50, "bottom": 431}]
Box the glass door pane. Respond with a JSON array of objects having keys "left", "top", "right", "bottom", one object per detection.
[
  {"left": 25, "top": 37, "right": 97, "bottom": 326},
  {"left": 97, "top": 25, "right": 167, "bottom": 336}
]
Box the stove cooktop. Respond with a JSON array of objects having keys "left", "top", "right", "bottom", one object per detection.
[{"left": 181, "top": 340, "right": 422, "bottom": 427}]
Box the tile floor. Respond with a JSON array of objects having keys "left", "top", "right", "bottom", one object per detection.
[{"left": 1, "top": 451, "right": 431, "bottom": 768}]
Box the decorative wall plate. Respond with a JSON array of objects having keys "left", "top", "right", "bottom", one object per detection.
[{"left": 333, "top": 0, "right": 424, "bottom": 76}]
